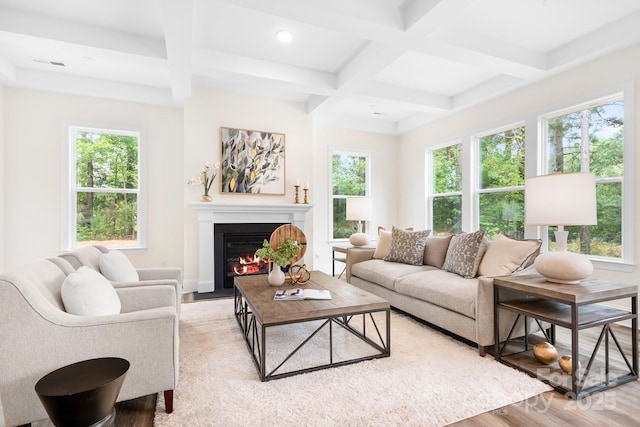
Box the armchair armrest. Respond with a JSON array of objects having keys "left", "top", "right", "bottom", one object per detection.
[
  {"left": 116, "top": 285, "right": 177, "bottom": 313},
  {"left": 346, "top": 247, "right": 376, "bottom": 282},
  {"left": 136, "top": 267, "right": 182, "bottom": 283},
  {"left": 112, "top": 279, "right": 182, "bottom": 316}
]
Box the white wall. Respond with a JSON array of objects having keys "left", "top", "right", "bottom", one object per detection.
[
  {"left": 182, "top": 87, "right": 315, "bottom": 285},
  {"left": 399, "top": 43, "right": 640, "bottom": 285},
  {"left": 3, "top": 88, "right": 184, "bottom": 269},
  {"left": 312, "top": 126, "right": 399, "bottom": 273},
  {"left": 0, "top": 84, "right": 4, "bottom": 270}
]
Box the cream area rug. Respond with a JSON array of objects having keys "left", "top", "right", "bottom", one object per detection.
[{"left": 154, "top": 298, "right": 550, "bottom": 427}]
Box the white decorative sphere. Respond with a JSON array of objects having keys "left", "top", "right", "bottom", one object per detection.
[
  {"left": 349, "top": 233, "right": 370, "bottom": 247},
  {"left": 534, "top": 251, "right": 593, "bottom": 284}
]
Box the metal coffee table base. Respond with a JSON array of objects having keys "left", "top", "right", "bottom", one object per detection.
[{"left": 234, "top": 293, "right": 390, "bottom": 381}]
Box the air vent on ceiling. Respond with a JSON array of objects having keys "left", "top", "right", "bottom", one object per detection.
[{"left": 33, "top": 58, "right": 66, "bottom": 67}]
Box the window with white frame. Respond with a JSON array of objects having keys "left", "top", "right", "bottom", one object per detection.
[
  {"left": 429, "top": 143, "right": 462, "bottom": 235},
  {"left": 63, "top": 124, "right": 145, "bottom": 250},
  {"left": 540, "top": 95, "right": 625, "bottom": 259},
  {"left": 330, "top": 150, "right": 369, "bottom": 240},
  {"left": 477, "top": 125, "right": 526, "bottom": 239}
]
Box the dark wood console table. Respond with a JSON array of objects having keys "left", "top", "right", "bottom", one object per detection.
[{"left": 494, "top": 274, "right": 637, "bottom": 399}]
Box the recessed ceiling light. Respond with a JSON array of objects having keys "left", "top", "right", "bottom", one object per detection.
[{"left": 276, "top": 30, "right": 293, "bottom": 43}]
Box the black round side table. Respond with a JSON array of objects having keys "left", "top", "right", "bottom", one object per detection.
[{"left": 35, "top": 357, "right": 129, "bottom": 427}]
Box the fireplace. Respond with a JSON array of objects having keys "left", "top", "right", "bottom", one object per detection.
[
  {"left": 214, "top": 223, "right": 284, "bottom": 292},
  {"left": 192, "top": 203, "right": 313, "bottom": 293}
]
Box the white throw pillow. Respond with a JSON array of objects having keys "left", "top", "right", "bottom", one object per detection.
[
  {"left": 61, "top": 266, "right": 121, "bottom": 316},
  {"left": 373, "top": 230, "right": 393, "bottom": 259},
  {"left": 478, "top": 232, "right": 542, "bottom": 277},
  {"left": 99, "top": 250, "right": 139, "bottom": 282}
]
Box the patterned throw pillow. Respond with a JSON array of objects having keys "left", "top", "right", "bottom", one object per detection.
[
  {"left": 384, "top": 227, "right": 431, "bottom": 265},
  {"left": 442, "top": 230, "right": 488, "bottom": 278}
]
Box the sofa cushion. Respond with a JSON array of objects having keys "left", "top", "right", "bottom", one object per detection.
[
  {"left": 373, "top": 230, "right": 392, "bottom": 259},
  {"left": 61, "top": 266, "right": 122, "bottom": 316},
  {"left": 384, "top": 227, "right": 431, "bottom": 265},
  {"left": 351, "top": 259, "right": 433, "bottom": 291},
  {"left": 478, "top": 232, "right": 542, "bottom": 277},
  {"left": 395, "top": 270, "right": 478, "bottom": 319},
  {"left": 423, "top": 234, "right": 453, "bottom": 268},
  {"left": 99, "top": 250, "right": 140, "bottom": 282},
  {"left": 442, "top": 230, "right": 487, "bottom": 279}
]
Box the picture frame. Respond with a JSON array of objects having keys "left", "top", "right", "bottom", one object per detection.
[{"left": 220, "top": 127, "right": 285, "bottom": 195}]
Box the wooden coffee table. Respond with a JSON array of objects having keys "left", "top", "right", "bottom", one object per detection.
[{"left": 234, "top": 271, "right": 390, "bottom": 381}]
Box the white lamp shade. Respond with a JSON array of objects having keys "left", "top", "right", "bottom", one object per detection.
[
  {"left": 346, "top": 197, "right": 372, "bottom": 221},
  {"left": 525, "top": 172, "right": 597, "bottom": 226}
]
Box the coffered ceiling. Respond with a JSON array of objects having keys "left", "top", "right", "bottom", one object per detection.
[{"left": 1, "top": 0, "right": 639, "bottom": 134}]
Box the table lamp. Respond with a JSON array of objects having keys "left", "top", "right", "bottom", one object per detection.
[
  {"left": 525, "top": 172, "right": 597, "bottom": 284},
  {"left": 346, "top": 197, "right": 372, "bottom": 246}
]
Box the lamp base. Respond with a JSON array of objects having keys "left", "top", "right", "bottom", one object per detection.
[
  {"left": 534, "top": 251, "right": 593, "bottom": 284},
  {"left": 349, "top": 233, "right": 370, "bottom": 247}
]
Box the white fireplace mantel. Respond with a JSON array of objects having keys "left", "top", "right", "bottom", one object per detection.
[{"left": 192, "top": 203, "right": 313, "bottom": 292}]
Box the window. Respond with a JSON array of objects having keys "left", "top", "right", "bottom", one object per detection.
[
  {"left": 541, "top": 96, "right": 624, "bottom": 259},
  {"left": 477, "top": 125, "right": 525, "bottom": 239},
  {"left": 330, "top": 151, "right": 369, "bottom": 240},
  {"left": 429, "top": 143, "right": 462, "bottom": 235},
  {"left": 426, "top": 89, "right": 631, "bottom": 268},
  {"left": 63, "top": 124, "right": 145, "bottom": 250}
]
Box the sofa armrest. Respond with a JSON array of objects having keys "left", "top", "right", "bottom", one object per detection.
[
  {"left": 475, "top": 276, "right": 496, "bottom": 348},
  {"left": 346, "top": 247, "right": 376, "bottom": 282}
]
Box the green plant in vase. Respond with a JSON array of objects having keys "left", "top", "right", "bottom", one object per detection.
[{"left": 255, "top": 238, "right": 302, "bottom": 285}]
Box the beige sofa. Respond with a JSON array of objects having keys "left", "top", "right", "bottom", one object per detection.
[
  {"left": 346, "top": 229, "right": 541, "bottom": 356},
  {"left": 0, "top": 254, "right": 180, "bottom": 427}
]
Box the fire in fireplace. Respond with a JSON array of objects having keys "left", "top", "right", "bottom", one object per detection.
[{"left": 214, "top": 222, "right": 285, "bottom": 292}]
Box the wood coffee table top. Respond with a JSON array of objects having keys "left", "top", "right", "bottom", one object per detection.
[{"left": 234, "top": 271, "right": 389, "bottom": 326}]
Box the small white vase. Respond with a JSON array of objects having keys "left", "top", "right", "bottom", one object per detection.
[{"left": 268, "top": 262, "right": 286, "bottom": 286}]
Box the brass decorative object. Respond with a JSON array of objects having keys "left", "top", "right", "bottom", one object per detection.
[
  {"left": 558, "top": 355, "right": 581, "bottom": 374},
  {"left": 288, "top": 264, "right": 311, "bottom": 284},
  {"left": 303, "top": 188, "right": 309, "bottom": 204},
  {"left": 294, "top": 185, "right": 300, "bottom": 204},
  {"left": 532, "top": 341, "right": 558, "bottom": 365}
]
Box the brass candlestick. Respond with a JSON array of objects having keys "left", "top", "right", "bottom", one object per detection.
[
  {"left": 303, "top": 188, "right": 309, "bottom": 204},
  {"left": 294, "top": 185, "right": 300, "bottom": 204}
]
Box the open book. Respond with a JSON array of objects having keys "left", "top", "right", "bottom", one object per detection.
[{"left": 274, "top": 288, "right": 332, "bottom": 301}]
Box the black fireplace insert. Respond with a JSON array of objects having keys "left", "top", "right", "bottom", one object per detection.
[{"left": 213, "top": 222, "right": 285, "bottom": 293}]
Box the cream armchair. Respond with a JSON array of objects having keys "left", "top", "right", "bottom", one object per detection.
[
  {"left": 0, "top": 258, "right": 178, "bottom": 427},
  {"left": 57, "top": 245, "right": 183, "bottom": 316}
]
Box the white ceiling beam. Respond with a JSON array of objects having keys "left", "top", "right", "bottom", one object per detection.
[
  {"left": 403, "top": 0, "right": 476, "bottom": 33},
  {"left": 308, "top": 0, "right": 469, "bottom": 116},
  {"left": 358, "top": 81, "right": 452, "bottom": 112},
  {"left": 314, "top": 112, "right": 400, "bottom": 135},
  {"left": 163, "top": 0, "right": 193, "bottom": 103},
  {"left": 192, "top": 48, "right": 336, "bottom": 95},
  {"left": 0, "top": 52, "right": 16, "bottom": 84},
  {"left": 452, "top": 74, "right": 522, "bottom": 110},
  {"left": 547, "top": 11, "right": 640, "bottom": 71},
  {"left": 0, "top": 6, "right": 166, "bottom": 59},
  {"left": 308, "top": 42, "right": 405, "bottom": 115},
  {"left": 420, "top": 30, "right": 547, "bottom": 79},
  {"left": 15, "top": 68, "right": 174, "bottom": 106}
]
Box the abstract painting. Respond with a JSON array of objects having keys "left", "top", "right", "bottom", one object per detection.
[{"left": 220, "top": 127, "right": 285, "bottom": 194}]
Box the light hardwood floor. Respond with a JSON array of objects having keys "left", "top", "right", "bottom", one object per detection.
[{"left": 112, "top": 296, "right": 638, "bottom": 427}]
